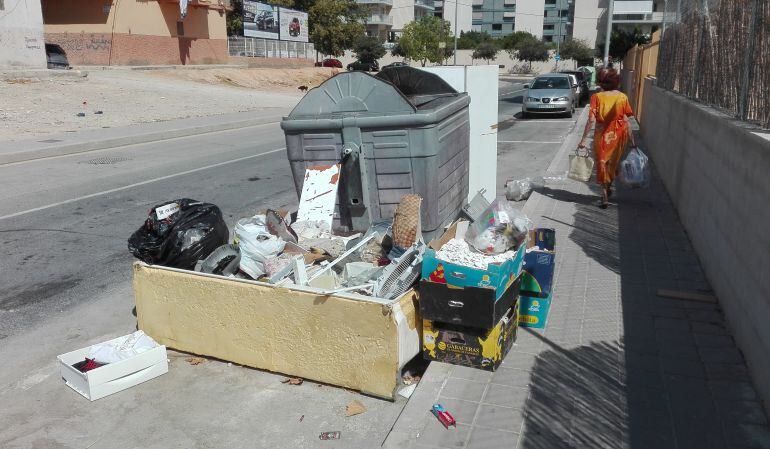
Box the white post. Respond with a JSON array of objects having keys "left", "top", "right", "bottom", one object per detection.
[
  {"left": 453, "top": 0, "right": 459, "bottom": 65},
  {"left": 603, "top": 0, "right": 614, "bottom": 66}
]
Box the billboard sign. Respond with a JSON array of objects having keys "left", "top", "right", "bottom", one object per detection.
[
  {"left": 279, "top": 7, "right": 309, "bottom": 43},
  {"left": 243, "top": 0, "right": 279, "bottom": 39}
]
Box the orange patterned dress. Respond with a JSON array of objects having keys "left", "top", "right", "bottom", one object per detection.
[{"left": 589, "top": 91, "right": 634, "bottom": 185}]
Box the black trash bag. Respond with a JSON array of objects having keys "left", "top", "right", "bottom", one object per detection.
[
  {"left": 375, "top": 66, "right": 457, "bottom": 98},
  {"left": 128, "top": 199, "right": 229, "bottom": 269}
]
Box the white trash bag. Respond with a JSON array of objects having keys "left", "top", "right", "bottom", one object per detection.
[
  {"left": 505, "top": 178, "right": 533, "bottom": 201},
  {"left": 88, "top": 331, "right": 159, "bottom": 364},
  {"left": 235, "top": 215, "right": 286, "bottom": 279},
  {"left": 619, "top": 146, "right": 650, "bottom": 188}
]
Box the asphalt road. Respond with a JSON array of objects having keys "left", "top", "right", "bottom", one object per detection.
[{"left": 0, "top": 81, "right": 581, "bottom": 448}]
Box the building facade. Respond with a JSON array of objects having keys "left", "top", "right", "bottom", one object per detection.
[
  {"left": 360, "top": 0, "right": 439, "bottom": 41},
  {"left": 0, "top": 0, "right": 46, "bottom": 68},
  {"left": 467, "top": 0, "right": 677, "bottom": 48},
  {"left": 42, "top": 0, "right": 228, "bottom": 66}
]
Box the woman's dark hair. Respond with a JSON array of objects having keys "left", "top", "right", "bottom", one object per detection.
[{"left": 598, "top": 69, "right": 621, "bottom": 91}]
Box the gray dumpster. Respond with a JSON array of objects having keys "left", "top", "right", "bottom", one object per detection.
[{"left": 281, "top": 68, "right": 471, "bottom": 238}]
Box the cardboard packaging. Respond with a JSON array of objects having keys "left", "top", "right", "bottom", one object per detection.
[
  {"left": 520, "top": 250, "right": 555, "bottom": 298},
  {"left": 423, "top": 305, "right": 518, "bottom": 371},
  {"left": 518, "top": 292, "right": 552, "bottom": 329},
  {"left": 57, "top": 335, "right": 168, "bottom": 401},
  {"left": 421, "top": 220, "right": 526, "bottom": 302},
  {"left": 420, "top": 274, "right": 522, "bottom": 329}
]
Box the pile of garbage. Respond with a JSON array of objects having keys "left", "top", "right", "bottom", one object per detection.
[
  {"left": 126, "top": 166, "right": 532, "bottom": 300},
  {"left": 127, "top": 179, "right": 427, "bottom": 300}
]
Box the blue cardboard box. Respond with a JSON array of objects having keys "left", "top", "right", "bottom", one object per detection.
[
  {"left": 421, "top": 221, "right": 526, "bottom": 301},
  {"left": 520, "top": 250, "right": 556, "bottom": 298},
  {"left": 518, "top": 292, "right": 552, "bottom": 329}
]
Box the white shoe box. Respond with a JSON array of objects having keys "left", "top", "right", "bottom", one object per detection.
[{"left": 57, "top": 335, "right": 168, "bottom": 401}]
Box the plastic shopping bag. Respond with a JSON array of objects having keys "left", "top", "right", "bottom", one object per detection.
[
  {"left": 568, "top": 149, "right": 595, "bottom": 182},
  {"left": 465, "top": 199, "right": 531, "bottom": 254},
  {"left": 235, "top": 215, "right": 286, "bottom": 279},
  {"left": 88, "top": 331, "right": 159, "bottom": 364},
  {"left": 619, "top": 146, "right": 650, "bottom": 188}
]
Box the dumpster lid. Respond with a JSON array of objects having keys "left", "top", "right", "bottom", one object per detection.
[
  {"left": 287, "top": 71, "right": 417, "bottom": 118},
  {"left": 375, "top": 67, "right": 457, "bottom": 98}
]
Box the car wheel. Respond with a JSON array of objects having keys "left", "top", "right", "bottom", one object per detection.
[
  {"left": 521, "top": 111, "right": 529, "bottom": 119},
  {"left": 565, "top": 108, "right": 573, "bottom": 119}
]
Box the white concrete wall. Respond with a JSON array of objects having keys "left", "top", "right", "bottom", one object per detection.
[
  {"left": 337, "top": 48, "right": 580, "bottom": 74},
  {"left": 514, "top": 0, "right": 545, "bottom": 38},
  {"left": 572, "top": 0, "right": 604, "bottom": 47},
  {"left": 640, "top": 79, "right": 770, "bottom": 417},
  {"left": 442, "top": 0, "right": 473, "bottom": 35},
  {"left": 0, "top": 0, "right": 46, "bottom": 68}
]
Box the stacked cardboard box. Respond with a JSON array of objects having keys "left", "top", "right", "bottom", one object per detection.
[
  {"left": 518, "top": 228, "right": 556, "bottom": 329},
  {"left": 419, "top": 221, "right": 526, "bottom": 371}
]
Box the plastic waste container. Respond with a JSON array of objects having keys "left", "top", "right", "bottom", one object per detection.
[{"left": 281, "top": 67, "right": 471, "bottom": 238}]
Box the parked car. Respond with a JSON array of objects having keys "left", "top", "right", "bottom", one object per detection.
[
  {"left": 560, "top": 70, "right": 590, "bottom": 105},
  {"left": 382, "top": 61, "right": 408, "bottom": 70},
  {"left": 289, "top": 17, "right": 301, "bottom": 37},
  {"left": 347, "top": 60, "right": 379, "bottom": 72},
  {"left": 314, "top": 58, "right": 343, "bottom": 68},
  {"left": 256, "top": 11, "right": 275, "bottom": 30},
  {"left": 521, "top": 73, "right": 577, "bottom": 118},
  {"left": 45, "top": 43, "right": 70, "bottom": 69}
]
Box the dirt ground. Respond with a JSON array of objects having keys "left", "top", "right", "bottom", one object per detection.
[{"left": 0, "top": 67, "right": 338, "bottom": 141}]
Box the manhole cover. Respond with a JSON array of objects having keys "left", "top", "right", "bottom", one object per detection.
[
  {"left": 85, "top": 156, "right": 130, "bottom": 165},
  {"left": 38, "top": 139, "right": 63, "bottom": 143}
]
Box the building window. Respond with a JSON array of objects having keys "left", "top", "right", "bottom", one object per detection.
[
  {"left": 492, "top": 23, "right": 502, "bottom": 30},
  {"left": 543, "top": 24, "right": 554, "bottom": 30},
  {"left": 559, "top": 9, "right": 569, "bottom": 17},
  {"left": 544, "top": 35, "right": 553, "bottom": 42},
  {"left": 545, "top": 0, "right": 556, "bottom": 3}
]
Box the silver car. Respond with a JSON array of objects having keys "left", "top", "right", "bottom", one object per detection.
[{"left": 521, "top": 73, "right": 578, "bottom": 118}]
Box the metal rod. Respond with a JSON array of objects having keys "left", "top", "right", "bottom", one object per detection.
[{"left": 603, "top": 0, "right": 614, "bottom": 66}]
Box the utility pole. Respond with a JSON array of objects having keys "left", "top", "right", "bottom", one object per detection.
[
  {"left": 453, "top": 0, "right": 459, "bottom": 65},
  {"left": 555, "top": 9, "right": 562, "bottom": 70},
  {"left": 602, "top": 0, "right": 614, "bottom": 66}
]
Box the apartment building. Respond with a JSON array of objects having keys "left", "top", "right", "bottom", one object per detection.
[
  {"left": 361, "top": 0, "right": 437, "bottom": 40},
  {"left": 433, "top": 0, "right": 473, "bottom": 36},
  {"left": 468, "top": 0, "right": 676, "bottom": 48}
]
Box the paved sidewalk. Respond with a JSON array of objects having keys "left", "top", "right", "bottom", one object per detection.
[{"left": 385, "top": 126, "right": 770, "bottom": 448}]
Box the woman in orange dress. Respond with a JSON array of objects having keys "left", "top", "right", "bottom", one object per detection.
[{"left": 578, "top": 69, "right": 636, "bottom": 208}]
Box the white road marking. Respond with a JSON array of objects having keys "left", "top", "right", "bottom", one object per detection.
[
  {"left": 498, "top": 140, "right": 563, "bottom": 144},
  {"left": 0, "top": 148, "right": 285, "bottom": 221},
  {"left": 0, "top": 121, "right": 282, "bottom": 168}
]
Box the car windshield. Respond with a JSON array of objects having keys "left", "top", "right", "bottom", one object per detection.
[{"left": 531, "top": 77, "right": 570, "bottom": 89}]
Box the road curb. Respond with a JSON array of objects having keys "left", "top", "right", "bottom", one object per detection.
[{"left": 0, "top": 116, "right": 280, "bottom": 165}]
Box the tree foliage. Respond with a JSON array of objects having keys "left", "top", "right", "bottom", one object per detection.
[
  {"left": 398, "top": 16, "right": 452, "bottom": 67},
  {"left": 512, "top": 35, "right": 549, "bottom": 69},
  {"left": 227, "top": 0, "right": 244, "bottom": 36},
  {"left": 500, "top": 31, "right": 537, "bottom": 52},
  {"left": 598, "top": 28, "right": 651, "bottom": 60},
  {"left": 353, "top": 35, "right": 386, "bottom": 62},
  {"left": 558, "top": 38, "right": 593, "bottom": 64},
  {"left": 472, "top": 41, "right": 499, "bottom": 63},
  {"left": 457, "top": 31, "right": 493, "bottom": 50},
  {"left": 309, "top": 0, "right": 367, "bottom": 57}
]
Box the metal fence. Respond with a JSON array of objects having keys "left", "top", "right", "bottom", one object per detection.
[
  {"left": 657, "top": 0, "right": 770, "bottom": 128},
  {"left": 228, "top": 37, "right": 315, "bottom": 60}
]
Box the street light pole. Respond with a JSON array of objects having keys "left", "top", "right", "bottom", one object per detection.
[
  {"left": 603, "top": 0, "right": 614, "bottom": 66},
  {"left": 453, "top": 0, "right": 458, "bottom": 65},
  {"left": 555, "top": 9, "right": 562, "bottom": 70}
]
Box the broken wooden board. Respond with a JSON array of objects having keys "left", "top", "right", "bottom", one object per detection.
[
  {"left": 657, "top": 289, "right": 718, "bottom": 304},
  {"left": 296, "top": 164, "right": 340, "bottom": 229}
]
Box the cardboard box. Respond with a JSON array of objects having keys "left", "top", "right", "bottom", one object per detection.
[
  {"left": 518, "top": 292, "right": 552, "bottom": 329},
  {"left": 520, "top": 250, "right": 556, "bottom": 297},
  {"left": 420, "top": 274, "right": 521, "bottom": 329},
  {"left": 421, "top": 220, "right": 526, "bottom": 301},
  {"left": 423, "top": 305, "right": 518, "bottom": 371},
  {"left": 57, "top": 335, "right": 168, "bottom": 401}
]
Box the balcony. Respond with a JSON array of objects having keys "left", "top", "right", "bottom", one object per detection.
[
  {"left": 613, "top": 0, "right": 653, "bottom": 14},
  {"left": 613, "top": 11, "right": 678, "bottom": 23},
  {"left": 366, "top": 13, "right": 393, "bottom": 25},
  {"left": 358, "top": 0, "right": 393, "bottom": 5},
  {"left": 472, "top": 0, "right": 483, "bottom": 5},
  {"left": 414, "top": 0, "right": 434, "bottom": 10}
]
